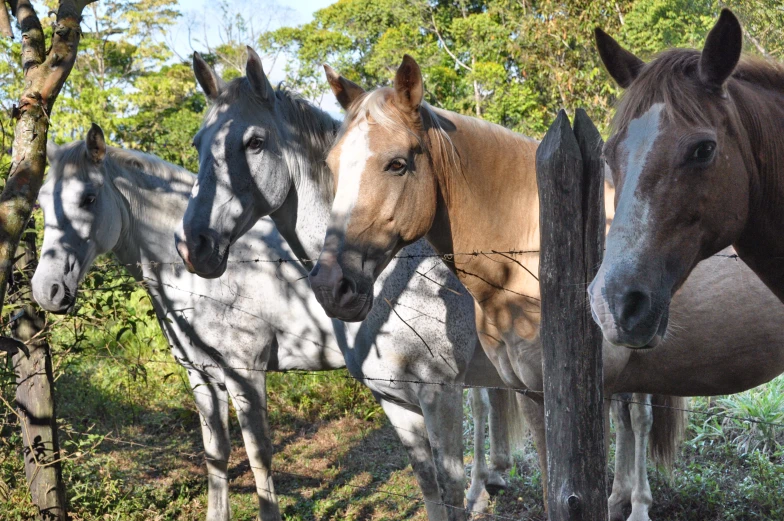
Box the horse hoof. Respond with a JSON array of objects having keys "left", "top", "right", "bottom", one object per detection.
[
  {"left": 467, "top": 487, "right": 491, "bottom": 513},
  {"left": 484, "top": 482, "right": 507, "bottom": 496}
]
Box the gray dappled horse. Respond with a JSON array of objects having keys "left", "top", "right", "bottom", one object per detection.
[
  {"left": 33, "top": 127, "right": 522, "bottom": 521},
  {"left": 176, "top": 50, "right": 528, "bottom": 521}
]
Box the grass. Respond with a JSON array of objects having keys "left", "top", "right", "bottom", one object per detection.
[{"left": 2, "top": 287, "right": 784, "bottom": 519}]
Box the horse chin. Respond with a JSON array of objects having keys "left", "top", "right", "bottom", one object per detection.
[
  {"left": 192, "top": 253, "right": 229, "bottom": 280},
  {"left": 621, "top": 307, "right": 670, "bottom": 351},
  {"left": 43, "top": 297, "right": 78, "bottom": 316},
  {"left": 320, "top": 293, "right": 373, "bottom": 323}
]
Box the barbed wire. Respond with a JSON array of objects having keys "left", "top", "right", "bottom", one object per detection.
[
  {"left": 78, "top": 248, "right": 739, "bottom": 271},
  {"left": 47, "top": 352, "right": 784, "bottom": 431},
  {"left": 0, "top": 242, "right": 761, "bottom": 519}
]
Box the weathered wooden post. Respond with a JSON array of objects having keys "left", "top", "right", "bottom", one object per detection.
[{"left": 536, "top": 109, "right": 607, "bottom": 520}]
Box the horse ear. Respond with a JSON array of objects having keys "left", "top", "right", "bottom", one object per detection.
[
  {"left": 594, "top": 28, "right": 644, "bottom": 89},
  {"left": 393, "top": 54, "right": 424, "bottom": 113},
  {"left": 85, "top": 123, "right": 106, "bottom": 164},
  {"left": 246, "top": 46, "right": 274, "bottom": 102},
  {"left": 46, "top": 141, "right": 60, "bottom": 163},
  {"left": 699, "top": 9, "right": 742, "bottom": 91},
  {"left": 323, "top": 64, "right": 365, "bottom": 110},
  {"left": 193, "top": 52, "right": 225, "bottom": 101}
]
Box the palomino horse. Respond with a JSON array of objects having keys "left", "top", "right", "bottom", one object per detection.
[
  {"left": 309, "top": 56, "right": 784, "bottom": 521},
  {"left": 31, "top": 127, "right": 518, "bottom": 521},
  {"left": 588, "top": 9, "right": 784, "bottom": 347},
  {"left": 176, "top": 50, "right": 526, "bottom": 521}
]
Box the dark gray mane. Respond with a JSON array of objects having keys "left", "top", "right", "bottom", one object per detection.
[{"left": 209, "top": 77, "right": 339, "bottom": 200}]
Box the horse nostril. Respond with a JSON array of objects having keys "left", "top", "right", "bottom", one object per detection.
[
  {"left": 335, "top": 277, "right": 357, "bottom": 302},
  {"left": 619, "top": 290, "right": 651, "bottom": 331},
  {"left": 188, "top": 232, "right": 217, "bottom": 263},
  {"left": 50, "top": 283, "right": 61, "bottom": 301}
]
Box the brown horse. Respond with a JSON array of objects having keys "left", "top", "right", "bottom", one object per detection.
[
  {"left": 588, "top": 9, "right": 784, "bottom": 348},
  {"left": 308, "top": 54, "right": 784, "bottom": 521}
]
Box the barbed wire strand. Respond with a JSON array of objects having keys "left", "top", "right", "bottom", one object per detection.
[
  {"left": 43, "top": 352, "right": 784, "bottom": 431},
  {"left": 66, "top": 249, "right": 740, "bottom": 271}
]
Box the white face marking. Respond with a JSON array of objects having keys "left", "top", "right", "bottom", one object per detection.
[
  {"left": 331, "top": 123, "right": 372, "bottom": 233},
  {"left": 608, "top": 102, "right": 665, "bottom": 255},
  {"left": 190, "top": 177, "right": 200, "bottom": 198}
]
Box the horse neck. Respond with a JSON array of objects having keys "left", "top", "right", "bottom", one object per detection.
[
  {"left": 270, "top": 98, "right": 340, "bottom": 263},
  {"left": 106, "top": 152, "right": 193, "bottom": 274},
  {"left": 730, "top": 79, "right": 784, "bottom": 296},
  {"left": 427, "top": 109, "right": 542, "bottom": 336}
]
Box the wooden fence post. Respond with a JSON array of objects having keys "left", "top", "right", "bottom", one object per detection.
[
  {"left": 536, "top": 109, "right": 607, "bottom": 520},
  {"left": 8, "top": 222, "right": 67, "bottom": 521}
]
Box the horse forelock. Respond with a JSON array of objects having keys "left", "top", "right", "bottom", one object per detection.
[
  {"left": 614, "top": 49, "right": 784, "bottom": 134},
  {"left": 334, "top": 88, "right": 462, "bottom": 204},
  {"left": 48, "top": 140, "right": 193, "bottom": 188}
]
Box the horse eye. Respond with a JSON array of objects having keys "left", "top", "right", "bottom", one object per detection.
[
  {"left": 80, "top": 194, "right": 96, "bottom": 207},
  {"left": 387, "top": 159, "right": 407, "bottom": 175},
  {"left": 690, "top": 141, "right": 716, "bottom": 163},
  {"left": 247, "top": 136, "right": 264, "bottom": 152}
]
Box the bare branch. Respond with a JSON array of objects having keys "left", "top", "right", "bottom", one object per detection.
[
  {"left": 742, "top": 26, "right": 770, "bottom": 59},
  {"left": 429, "top": 12, "right": 472, "bottom": 72},
  {"left": 15, "top": 0, "right": 45, "bottom": 72},
  {"left": 0, "top": 2, "right": 13, "bottom": 38}
]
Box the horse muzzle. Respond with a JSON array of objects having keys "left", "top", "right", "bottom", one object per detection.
[
  {"left": 309, "top": 256, "right": 373, "bottom": 322},
  {"left": 589, "top": 272, "right": 669, "bottom": 349},
  {"left": 175, "top": 229, "right": 228, "bottom": 279},
  {"left": 32, "top": 278, "right": 77, "bottom": 315}
]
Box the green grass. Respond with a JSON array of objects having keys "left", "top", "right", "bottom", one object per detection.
[{"left": 2, "top": 286, "right": 784, "bottom": 519}]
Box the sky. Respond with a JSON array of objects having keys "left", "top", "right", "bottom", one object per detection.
[{"left": 172, "top": 0, "right": 339, "bottom": 112}]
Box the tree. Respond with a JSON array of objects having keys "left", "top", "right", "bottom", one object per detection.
[{"left": 261, "top": 0, "right": 635, "bottom": 135}]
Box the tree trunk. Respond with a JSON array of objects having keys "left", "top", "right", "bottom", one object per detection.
[
  {"left": 0, "top": 0, "right": 97, "bottom": 313},
  {"left": 9, "top": 221, "right": 67, "bottom": 520}
]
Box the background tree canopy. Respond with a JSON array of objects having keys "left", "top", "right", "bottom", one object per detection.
[{"left": 0, "top": 0, "right": 779, "bottom": 178}]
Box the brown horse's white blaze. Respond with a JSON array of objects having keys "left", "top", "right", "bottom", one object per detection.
[
  {"left": 589, "top": 102, "right": 672, "bottom": 348},
  {"left": 588, "top": 9, "right": 784, "bottom": 348}
]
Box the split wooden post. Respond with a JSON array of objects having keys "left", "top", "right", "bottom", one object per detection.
[{"left": 536, "top": 108, "right": 607, "bottom": 520}]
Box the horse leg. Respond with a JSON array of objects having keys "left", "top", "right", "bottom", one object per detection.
[
  {"left": 466, "top": 388, "right": 491, "bottom": 513},
  {"left": 379, "top": 398, "right": 449, "bottom": 521},
  {"left": 628, "top": 393, "right": 653, "bottom": 521},
  {"left": 609, "top": 393, "right": 635, "bottom": 521},
  {"left": 187, "top": 368, "right": 231, "bottom": 521},
  {"left": 223, "top": 368, "right": 281, "bottom": 521},
  {"left": 517, "top": 394, "right": 547, "bottom": 506},
  {"left": 420, "top": 385, "right": 468, "bottom": 521},
  {"left": 486, "top": 388, "right": 515, "bottom": 495}
]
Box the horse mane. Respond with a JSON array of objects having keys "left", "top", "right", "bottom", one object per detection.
[
  {"left": 614, "top": 48, "right": 784, "bottom": 132},
  {"left": 210, "top": 77, "right": 339, "bottom": 201},
  {"left": 52, "top": 140, "right": 195, "bottom": 191},
  {"left": 336, "top": 88, "right": 463, "bottom": 204}
]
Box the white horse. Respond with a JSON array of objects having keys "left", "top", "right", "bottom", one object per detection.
[{"left": 32, "top": 126, "right": 522, "bottom": 521}]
